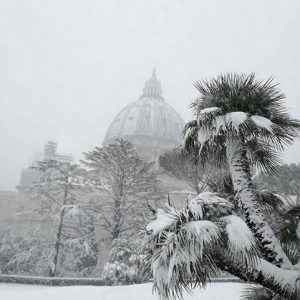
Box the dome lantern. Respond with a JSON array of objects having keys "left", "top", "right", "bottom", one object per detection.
[{"left": 142, "top": 68, "right": 163, "bottom": 100}]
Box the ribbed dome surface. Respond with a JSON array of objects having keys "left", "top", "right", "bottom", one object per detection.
[{"left": 104, "top": 70, "right": 185, "bottom": 145}]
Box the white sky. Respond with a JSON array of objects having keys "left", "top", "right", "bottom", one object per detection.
[{"left": 0, "top": 0, "right": 300, "bottom": 190}]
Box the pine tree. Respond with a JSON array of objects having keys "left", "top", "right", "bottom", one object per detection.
[
  {"left": 82, "top": 139, "right": 163, "bottom": 241},
  {"left": 30, "top": 160, "right": 96, "bottom": 277}
]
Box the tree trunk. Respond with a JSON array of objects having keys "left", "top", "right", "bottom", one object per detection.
[
  {"left": 217, "top": 254, "right": 300, "bottom": 300},
  {"left": 226, "top": 135, "right": 292, "bottom": 268},
  {"left": 49, "top": 208, "right": 66, "bottom": 277},
  {"left": 111, "top": 197, "right": 122, "bottom": 241},
  {"left": 49, "top": 177, "right": 69, "bottom": 277}
]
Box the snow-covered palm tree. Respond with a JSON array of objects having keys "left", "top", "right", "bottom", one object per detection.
[
  {"left": 183, "top": 74, "right": 300, "bottom": 268},
  {"left": 146, "top": 192, "right": 300, "bottom": 300}
]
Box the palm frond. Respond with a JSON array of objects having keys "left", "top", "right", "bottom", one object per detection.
[
  {"left": 220, "top": 215, "right": 261, "bottom": 267},
  {"left": 245, "top": 139, "right": 282, "bottom": 174},
  {"left": 151, "top": 219, "right": 222, "bottom": 299},
  {"left": 146, "top": 206, "right": 178, "bottom": 235},
  {"left": 147, "top": 192, "right": 263, "bottom": 299},
  {"left": 279, "top": 204, "right": 300, "bottom": 244},
  {"left": 254, "top": 190, "right": 284, "bottom": 211},
  {"left": 186, "top": 73, "right": 300, "bottom": 173},
  {"left": 242, "top": 285, "right": 282, "bottom": 300},
  {"left": 182, "top": 120, "right": 200, "bottom": 156},
  {"left": 281, "top": 242, "right": 300, "bottom": 265},
  {"left": 188, "top": 192, "right": 234, "bottom": 220}
]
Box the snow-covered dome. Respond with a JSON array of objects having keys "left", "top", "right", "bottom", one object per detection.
[{"left": 104, "top": 70, "right": 185, "bottom": 164}]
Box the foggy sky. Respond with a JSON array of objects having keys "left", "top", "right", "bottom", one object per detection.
[{"left": 1, "top": 0, "right": 300, "bottom": 191}]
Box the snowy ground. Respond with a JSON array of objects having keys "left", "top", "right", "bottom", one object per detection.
[{"left": 0, "top": 282, "right": 245, "bottom": 300}]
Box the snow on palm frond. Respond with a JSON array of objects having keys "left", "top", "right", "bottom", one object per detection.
[
  {"left": 188, "top": 192, "right": 234, "bottom": 220},
  {"left": 188, "top": 197, "right": 204, "bottom": 219},
  {"left": 183, "top": 221, "right": 220, "bottom": 259},
  {"left": 151, "top": 220, "right": 221, "bottom": 299},
  {"left": 197, "top": 108, "right": 222, "bottom": 126},
  {"left": 197, "top": 127, "right": 213, "bottom": 147},
  {"left": 213, "top": 115, "right": 227, "bottom": 133},
  {"left": 226, "top": 111, "right": 248, "bottom": 132},
  {"left": 220, "top": 215, "right": 261, "bottom": 267},
  {"left": 185, "top": 73, "right": 300, "bottom": 171},
  {"left": 194, "top": 191, "right": 229, "bottom": 205},
  {"left": 250, "top": 115, "right": 273, "bottom": 133},
  {"left": 147, "top": 192, "right": 259, "bottom": 299},
  {"left": 152, "top": 258, "right": 170, "bottom": 298},
  {"left": 197, "top": 111, "right": 248, "bottom": 148},
  {"left": 182, "top": 120, "right": 199, "bottom": 155},
  {"left": 199, "top": 107, "right": 221, "bottom": 115},
  {"left": 146, "top": 206, "right": 178, "bottom": 235}
]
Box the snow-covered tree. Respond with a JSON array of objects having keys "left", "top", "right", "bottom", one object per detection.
[
  {"left": 102, "top": 237, "right": 150, "bottom": 285},
  {"left": 30, "top": 160, "right": 97, "bottom": 277},
  {"left": 146, "top": 74, "right": 300, "bottom": 299},
  {"left": 0, "top": 231, "right": 51, "bottom": 276},
  {"left": 183, "top": 74, "right": 300, "bottom": 268},
  {"left": 146, "top": 192, "right": 300, "bottom": 300},
  {"left": 59, "top": 210, "right": 98, "bottom": 277},
  {"left": 82, "top": 139, "right": 163, "bottom": 241}
]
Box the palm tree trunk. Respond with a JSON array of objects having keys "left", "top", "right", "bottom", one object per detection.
[
  {"left": 226, "top": 135, "right": 292, "bottom": 268},
  {"left": 217, "top": 254, "right": 300, "bottom": 300}
]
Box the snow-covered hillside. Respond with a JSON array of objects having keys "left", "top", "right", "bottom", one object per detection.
[{"left": 0, "top": 282, "right": 244, "bottom": 300}]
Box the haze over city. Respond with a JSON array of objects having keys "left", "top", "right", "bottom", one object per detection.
[{"left": 1, "top": 0, "right": 300, "bottom": 190}]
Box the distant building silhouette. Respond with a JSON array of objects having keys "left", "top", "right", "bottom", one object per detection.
[{"left": 17, "top": 141, "right": 73, "bottom": 192}]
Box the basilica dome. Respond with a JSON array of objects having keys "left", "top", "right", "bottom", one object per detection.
[{"left": 103, "top": 70, "right": 185, "bottom": 164}]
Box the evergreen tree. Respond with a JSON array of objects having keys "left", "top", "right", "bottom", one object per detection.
[
  {"left": 30, "top": 160, "right": 97, "bottom": 277},
  {"left": 82, "top": 139, "right": 163, "bottom": 241}
]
